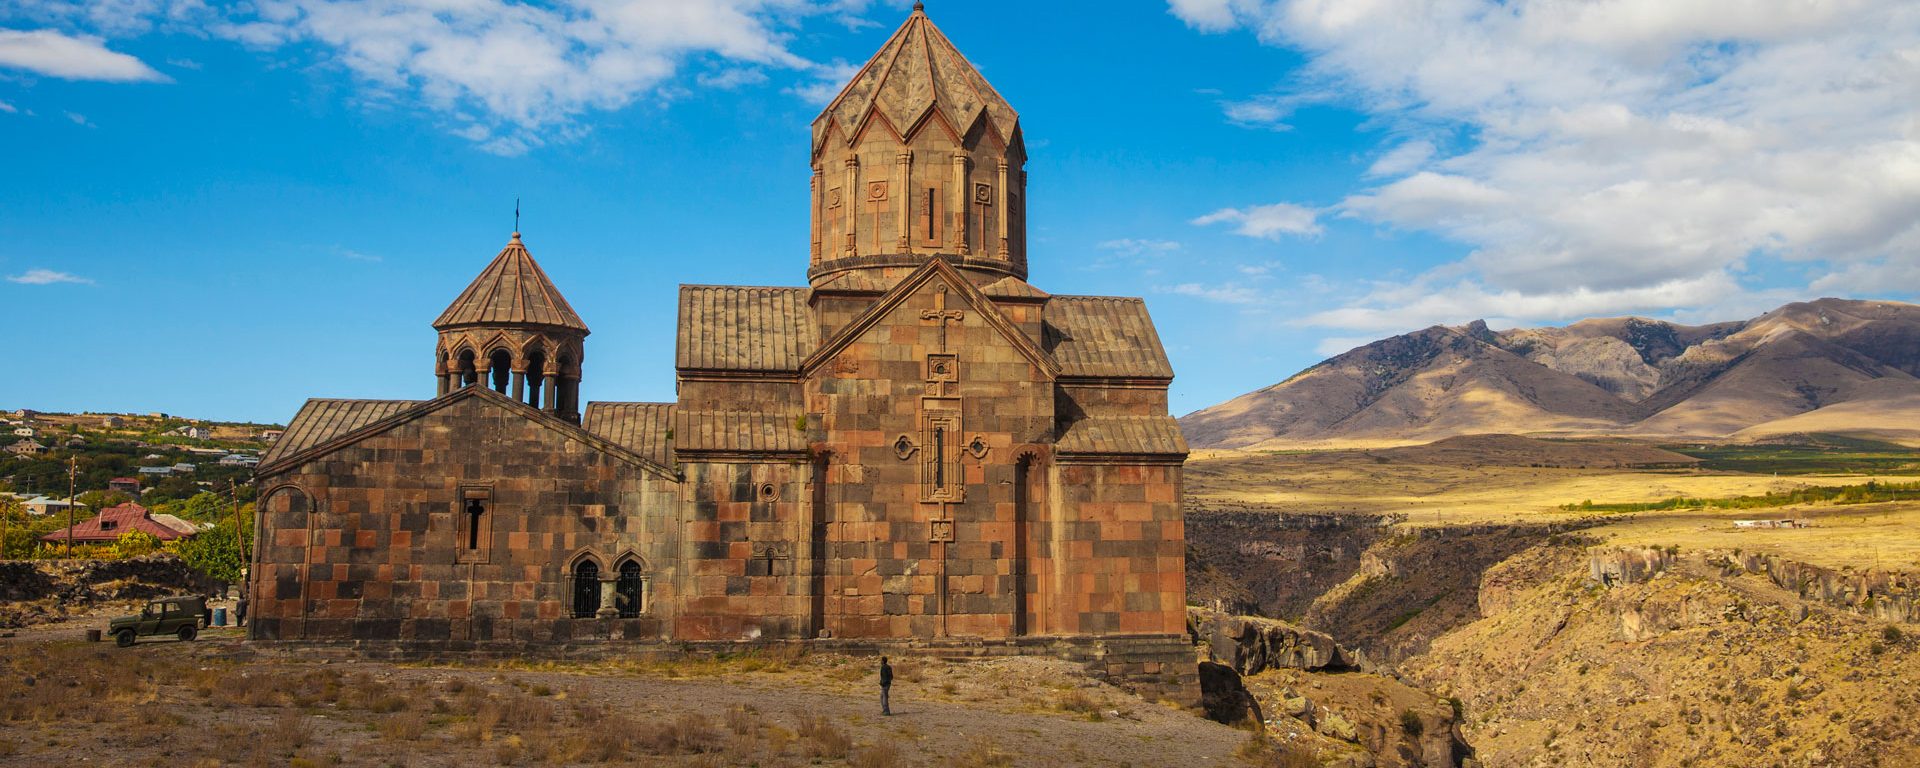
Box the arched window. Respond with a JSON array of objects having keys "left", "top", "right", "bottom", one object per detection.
[
  {"left": 615, "top": 559, "right": 645, "bottom": 618},
  {"left": 488, "top": 350, "right": 513, "bottom": 394},
  {"left": 524, "top": 349, "right": 547, "bottom": 407},
  {"left": 457, "top": 350, "right": 478, "bottom": 388},
  {"left": 571, "top": 560, "right": 600, "bottom": 618}
]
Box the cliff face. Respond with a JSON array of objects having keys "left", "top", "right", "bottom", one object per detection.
[
  {"left": 1182, "top": 298, "right": 1920, "bottom": 448},
  {"left": 1401, "top": 546, "right": 1920, "bottom": 768}
]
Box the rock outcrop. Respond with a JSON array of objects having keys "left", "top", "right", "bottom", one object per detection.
[
  {"left": 1188, "top": 607, "right": 1363, "bottom": 674},
  {"left": 0, "top": 554, "right": 214, "bottom": 628}
]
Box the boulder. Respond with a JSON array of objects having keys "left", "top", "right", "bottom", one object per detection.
[
  {"left": 1189, "top": 607, "right": 1361, "bottom": 675},
  {"left": 1318, "top": 711, "right": 1360, "bottom": 742}
]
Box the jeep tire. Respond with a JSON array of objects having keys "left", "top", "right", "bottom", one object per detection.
[
  {"left": 177, "top": 625, "right": 196, "bottom": 642},
  {"left": 115, "top": 630, "right": 135, "bottom": 648}
]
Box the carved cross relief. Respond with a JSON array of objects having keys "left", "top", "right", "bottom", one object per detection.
[{"left": 920, "top": 284, "right": 965, "bottom": 351}]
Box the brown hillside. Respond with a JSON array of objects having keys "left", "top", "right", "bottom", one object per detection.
[{"left": 1181, "top": 298, "right": 1920, "bottom": 448}]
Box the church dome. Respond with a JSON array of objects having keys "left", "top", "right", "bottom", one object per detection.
[
  {"left": 432, "top": 232, "right": 587, "bottom": 422},
  {"left": 808, "top": 4, "right": 1028, "bottom": 288}
]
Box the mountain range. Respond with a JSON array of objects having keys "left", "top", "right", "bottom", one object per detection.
[{"left": 1180, "top": 298, "right": 1920, "bottom": 449}]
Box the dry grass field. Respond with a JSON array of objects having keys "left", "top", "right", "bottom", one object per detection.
[
  {"left": 0, "top": 628, "right": 1252, "bottom": 768},
  {"left": 1187, "top": 444, "right": 1920, "bottom": 569}
]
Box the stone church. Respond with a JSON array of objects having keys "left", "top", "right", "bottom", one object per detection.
[{"left": 250, "top": 5, "right": 1191, "bottom": 688}]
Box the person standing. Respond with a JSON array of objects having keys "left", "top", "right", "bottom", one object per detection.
[
  {"left": 235, "top": 594, "right": 248, "bottom": 628},
  {"left": 879, "top": 656, "right": 894, "bottom": 716}
]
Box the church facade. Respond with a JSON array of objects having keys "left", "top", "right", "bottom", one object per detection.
[{"left": 250, "top": 6, "right": 1191, "bottom": 685}]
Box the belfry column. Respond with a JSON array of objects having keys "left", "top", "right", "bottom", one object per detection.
[
  {"left": 509, "top": 365, "right": 526, "bottom": 403},
  {"left": 811, "top": 164, "right": 824, "bottom": 263},
  {"left": 436, "top": 360, "right": 451, "bottom": 397},
  {"left": 543, "top": 368, "right": 560, "bottom": 416},
  {"left": 843, "top": 157, "right": 860, "bottom": 255},
  {"left": 895, "top": 151, "right": 912, "bottom": 251},
  {"left": 997, "top": 161, "right": 1010, "bottom": 257},
  {"left": 951, "top": 154, "right": 969, "bottom": 255}
]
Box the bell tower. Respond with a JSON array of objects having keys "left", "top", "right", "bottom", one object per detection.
[
  {"left": 432, "top": 232, "right": 590, "bottom": 423},
  {"left": 808, "top": 3, "right": 1027, "bottom": 289}
]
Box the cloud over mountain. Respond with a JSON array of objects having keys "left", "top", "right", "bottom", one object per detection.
[{"left": 1172, "top": 0, "right": 1920, "bottom": 338}]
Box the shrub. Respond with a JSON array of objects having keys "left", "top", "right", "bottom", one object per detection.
[
  {"left": 1883, "top": 626, "right": 1903, "bottom": 645},
  {"left": 795, "top": 711, "right": 851, "bottom": 759},
  {"left": 1400, "top": 708, "right": 1425, "bottom": 737},
  {"left": 109, "top": 530, "right": 163, "bottom": 559}
]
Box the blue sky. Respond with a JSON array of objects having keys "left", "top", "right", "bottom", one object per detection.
[{"left": 3, "top": 0, "right": 1919, "bottom": 424}]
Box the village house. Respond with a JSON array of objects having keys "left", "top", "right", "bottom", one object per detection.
[
  {"left": 38, "top": 502, "right": 197, "bottom": 544},
  {"left": 22, "top": 497, "right": 85, "bottom": 517},
  {"left": 249, "top": 5, "right": 1194, "bottom": 699},
  {"left": 109, "top": 477, "right": 142, "bottom": 495},
  {"left": 8, "top": 440, "right": 46, "bottom": 456},
  {"left": 11, "top": 427, "right": 34, "bottom": 438}
]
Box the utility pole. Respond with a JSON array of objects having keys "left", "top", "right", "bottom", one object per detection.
[
  {"left": 230, "top": 479, "right": 249, "bottom": 588},
  {"left": 66, "top": 456, "right": 78, "bottom": 558}
]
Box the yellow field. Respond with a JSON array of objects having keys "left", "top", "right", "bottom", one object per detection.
[{"left": 1188, "top": 449, "right": 1920, "bottom": 570}]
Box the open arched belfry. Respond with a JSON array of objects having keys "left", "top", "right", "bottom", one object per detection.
[{"left": 250, "top": 5, "right": 1195, "bottom": 699}]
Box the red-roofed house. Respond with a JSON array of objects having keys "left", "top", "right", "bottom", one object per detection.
[{"left": 38, "top": 502, "right": 198, "bottom": 544}]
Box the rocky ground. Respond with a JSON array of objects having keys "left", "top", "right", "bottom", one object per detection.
[
  {"left": 0, "top": 625, "right": 1256, "bottom": 768},
  {"left": 1402, "top": 544, "right": 1920, "bottom": 768},
  {"left": 0, "top": 553, "right": 217, "bottom": 628}
]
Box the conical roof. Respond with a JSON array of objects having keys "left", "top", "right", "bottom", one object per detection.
[
  {"left": 433, "top": 233, "right": 588, "bottom": 333},
  {"left": 812, "top": 5, "right": 1019, "bottom": 152}
]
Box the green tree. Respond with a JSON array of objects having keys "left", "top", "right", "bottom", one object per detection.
[
  {"left": 110, "top": 530, "right": 162, "bottom": 559},
  {"left": 76, "top": 490, "right": 132, "bottom": 512},
  {"left": 168, "top": 508, "right": 253, "bottom": 585}
]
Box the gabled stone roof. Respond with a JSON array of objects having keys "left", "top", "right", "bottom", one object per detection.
[
  {"left": 813, "top": 5, "right": 1018, "bottom": 151},
  {"left": 1056, "top": 415, "right": 1189, "bottom": 457},
  {"left": 582, "top": 402, "right": 676, "bottom": 468},
  {"left": 1045, "top": 296, "right": 1175, "bottom": 380},
  {"left": 434, "top": 233, "right": 588, "bottom": 332},
  {"left": 673, "top": 409, "right": 809, "bottom": 456},
  {"left": 260, "top": 399, "right": 419, "bottom": 465},
  {"left": 676, "top": 286, "right": 817, "bottom": 372},
  {"left": 256, "top": 388, "right": 678, "bottom": 480}
]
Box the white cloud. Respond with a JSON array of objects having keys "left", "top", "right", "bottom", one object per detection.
[
  {"left": 785, "top": 59, "right": 861, "bottom": 106},
  {"left": 1172, "top": 0, "right": 1920, "bottom": 332},
  {"left": 1366, "top": 139, "right": 1434, "bottom": 177},
  {"left": 63, "top": 110, "right": 88, "bottom": 125},
  {"left": 12, "top": 1, "right": 881, "bottom": 153},
  {"left": 1221, "top": 94, "right": 1294, "bottom": 129},
  {"left": 1193, "top": 202, "right": 1323, "bottom": 240},
  {"left": 0, "top": 99, "right": 15, "bottom": 113},
  {"left": 1098, "top": 239, "right": 1183, "bottom": 257},
  {"left": 7, "top": 268, "right": 93, "bottom": 285},
  {"left": 1163, "top": 282, "right": 1265, "bottom": 305},
  {"left": 697, "top": 67, "right": 768, "bottom": 89},
  {"left": 0, "top": 28, "right": 168, "bottom": 82},
  {"left": 1299, "top": 271, "right": 1745, "bottom": 334}
]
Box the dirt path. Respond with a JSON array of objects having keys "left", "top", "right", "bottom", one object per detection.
[{"left": 0, "top": 634, "right": 1252, "bottom": 768}]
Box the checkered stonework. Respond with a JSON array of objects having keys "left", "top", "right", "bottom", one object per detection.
[{"left": 250, "top": 3, "right": 1192, "bottom": 700}]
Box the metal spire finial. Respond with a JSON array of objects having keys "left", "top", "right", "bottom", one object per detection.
[{"left": 514, "top": 197, "right": 521, "bottom": 236}]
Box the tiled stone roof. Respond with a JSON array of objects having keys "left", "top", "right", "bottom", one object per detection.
[
  {"left": 261, "top": 399, "right": 419, "bottom": 465},
  {"left": 673, "top": 410, "right": 809, "bottom": 455},
  {"left": 38, "top": 502, "right": 194, "bottom": 543},
  {"left": 981, "top": 277, "right": 1050, "bottom": 300},
  {"left": 434, "top": 233, "right": 588, "bottom": 332},
  {"left": 1045, "top": 296, "right": 1175, "bottom": 379},
  {"left": 582, "top": 402, "right": 675, "bottom": 468},
  {"left": 813, "top": 6, "right": 1018, "bottom": 151},
  {"left": 1056, "top": 415, "right": 1189, "bottom": 456},
  {"left": 677, "top": 286, "right": 818, "bottom": 372}
]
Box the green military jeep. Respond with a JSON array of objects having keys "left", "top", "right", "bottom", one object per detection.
[{"left": 109, "top": 596, "right": 209, "bottom": 647}]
